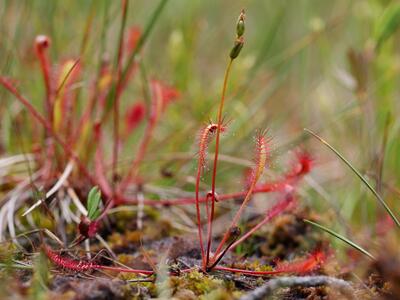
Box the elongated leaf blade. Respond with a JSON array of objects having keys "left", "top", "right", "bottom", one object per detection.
[
  {"left": 305, "top": 128, "right": 400, "bottom": 229},
  {"left": 304, "top": 219, "right": 375, "bottom": 260}
]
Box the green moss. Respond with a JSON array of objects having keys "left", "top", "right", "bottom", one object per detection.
[
  {"left": 200, "top": 288, "right": 234, "bottom": 300},
  {"left": 170, "top": 270, "right": 224, "bottom": 296}
]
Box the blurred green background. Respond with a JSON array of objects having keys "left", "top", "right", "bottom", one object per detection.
[{"left": 1, "top": 0, "right": 399, "bottom": 245}]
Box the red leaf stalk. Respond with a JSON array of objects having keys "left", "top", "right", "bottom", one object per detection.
[
  {"left": 195, "top": 123, "right": 225, "bottom": 268},
  {"left": 210, "top": 131, "right": 269, "bottom": 267},
  {"left": 213, "top": 250, "right": 326, "bottom": 276},
  {"left": 34, "top": 35, "right": 53, "bottom": 121},
  {"left": 35, "top": 35, "right": 55, "bottom": 180},
  {"left": 227, "top": 187, "right": 296, "bottom": 252}
]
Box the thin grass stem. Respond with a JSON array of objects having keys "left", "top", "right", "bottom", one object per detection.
[
  {"left": 112, "top": 0, "right": 129, "bottom": 196},
  {"left": 304, "top": 219, "right": 375, "bottom": 260},
  {"left": 304, "top": 128, "right": 400, "bottom": 229}
]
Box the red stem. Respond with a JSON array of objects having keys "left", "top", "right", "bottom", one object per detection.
[
  {"left": 214, "top": 191, "right": 295, "bottom": 264},
  {"left": 195, "top": 125, "right": 221, "bottom": 269},
  {"left": 206, "top": 59, "right": 233, "bottom": 267},
  {"left": 195, "top": 163, "right": 206, "bottom": 269},
  {"left": 211, "top": 171, "right": 259, "bottom": 262},
  {"left": 211, "top": 133, "right": 272, "bottom": 263},
  {"left": 209, "top": 150, "right": 310, "bottom": 266},
  {"left": 35, "top": 36, "right": 55, "bottom": 180},
  {"left": 213, "top": 251, "right": 324, "bottom": 276}
]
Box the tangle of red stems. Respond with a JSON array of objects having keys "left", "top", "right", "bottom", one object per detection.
[
  {"left": 43, "top": 242, "right": 325, "bottom": 277},
  {"left": 208, "top": 131, "right": 271, "bottom": 268}
]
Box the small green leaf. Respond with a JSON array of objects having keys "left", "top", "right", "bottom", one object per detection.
[
  {"left": 87, "top": 186, "right": 102, "bottom": 221},
  {"left": 90, "top": 209, "right": 102, "bottom": 221},
  {"left": 374, "top": 3, "right": 400, "bottom": 51}
]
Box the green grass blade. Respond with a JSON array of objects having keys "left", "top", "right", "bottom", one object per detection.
[
  {"left": 122, "top": 0, "right": 169, "bottom": 81},
  {"left": 304, "top": 219, "right": 375, "bottom": 260},
  {"left": 374, "top": 3, "right": 400, "bottom": 51},
  {"left": 0, "top": 262, "right": 33, "bottom": 270},
  {"left": 104, "top": 0, "right": 169, "bottom": 116},
  {"left": 305, "top": 128, "right": 400, "bottom": 229}
]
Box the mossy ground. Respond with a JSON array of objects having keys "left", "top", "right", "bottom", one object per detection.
[{"left": 0, "top": 206, "right": 395, "bottom": 299}]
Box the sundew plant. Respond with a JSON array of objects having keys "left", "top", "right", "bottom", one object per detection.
[{"left": 0, "top": 1, "right": 400, "bottom": 299}]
